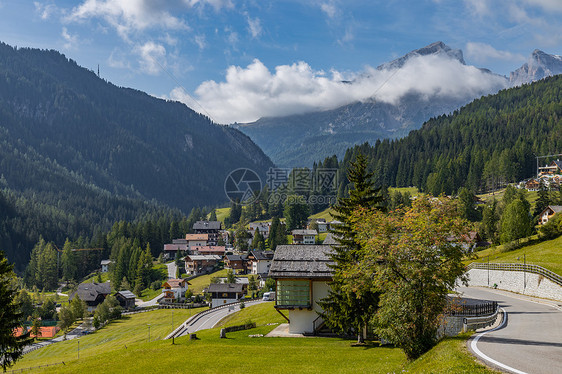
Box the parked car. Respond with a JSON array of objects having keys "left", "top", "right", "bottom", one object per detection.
[{"left": 262, "top": 292, "right": 275, "bottom": 301}]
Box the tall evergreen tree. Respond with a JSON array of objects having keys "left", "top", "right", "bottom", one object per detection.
[
  {"left": 0, "top": 251, "right": 33, "bottom": 370},
  {"left": 319, "top": 153, "right": 385, "bottom": 343}
]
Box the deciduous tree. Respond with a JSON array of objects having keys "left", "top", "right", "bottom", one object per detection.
[{"left": 351, "top": 195, "right": 471, "bottom": 359}]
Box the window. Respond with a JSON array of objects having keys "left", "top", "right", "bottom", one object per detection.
[{"left": 276, "top": 280, "right": 310, "bottom": 307}]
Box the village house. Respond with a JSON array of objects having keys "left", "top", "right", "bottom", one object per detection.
[
  {"left": 308, "top": 219, "right": 328, "bottom": 233},
  {"left": 185, "top": 233, "right": 209, "bottom": 250},
  {"left": 161, "top": 279, "right": 190, "bottom": 302},
  {"left": 206, "top": 283, "right": 246, "bottom": 308},
  {"left": 249, "top": 222, "right": 271, "bottom": 239},
  {"left": 525, "top": 179, "right": 540, "bottom": 191},
  {"left": 269, "top": 245, "right": 334, "bottom": 335},
  {"left": 114, "top": 290, "right": 137, "bottom": 310},
  {"left": 538, "top": 160, "right": 562, "bottom": 175},
  {"left": 291, "top": 229, "right": 317, "bottom": 245},
  {"left": 225, "top": 254, "right": 248, "bottom": 273},
  {"left": 191, "top": 245, "right": 226, "bottom": 256},
  {"left": 163, "top": 239, "right": 189, "bottom": 259},
  {"left": 100, "top": 260, "right": 112, "bottom": 273},
  {"left": 184, "top": 254, "right": 222, "bottom": 276},
  {"left": 70, "top": 282, "right": 112, "bottom": 312},
  {"left": 539, "top": 205, "right": 562, "bottom": 225},
  {"left": 193, "top": 220, "right": 222, "bottom": 245},
  {"left": 246, "top": 250, "right": 274, "bottom": 276}
]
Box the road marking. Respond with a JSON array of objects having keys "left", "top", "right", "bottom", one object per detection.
[{"left": 470, "top": 308, "right": 528, "bottom": 374}]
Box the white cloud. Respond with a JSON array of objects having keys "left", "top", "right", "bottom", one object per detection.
[
  {"left": 135, "top": 41, "right": 167, "bottom": 75},
  {"left": 178, "top": 54, "right": 508, "bottom": 124},
  {"left": 320, "top": 2, "right": 337, "bottom": 19},
  {"left": 246, "top": 14, "right": 262, "bottom": 39},
  {"left": 464, "top": 0, "right": 490, "bottom": 17},
  {"left": 194, "top": 34, "right": 207, "bottom": 49},
  {"left": 524, "top": 0, "right": 562, "bottom": 12},
  {"left": 34, "top": 1, "right": 57, "bottom": 20},
  {"left": 465, "top": 42, "right": 526, "bottom": 63},
  {"left": 67, "top": 0, "right": 190, "bottom": 40},
  {"left": 61, "top": 27, "right": 79, "bottom": 49},
  {"left": 107, "top": 48, "right": 131, "bottom": 69}
]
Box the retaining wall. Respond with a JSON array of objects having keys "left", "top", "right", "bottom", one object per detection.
[{"left": 466, "top": 268, "right": 562, "bottom": 302}]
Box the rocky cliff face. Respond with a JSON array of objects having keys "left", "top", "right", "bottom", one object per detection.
[{"left": 510, "top": 50, "right": 562, "bottom": 85}]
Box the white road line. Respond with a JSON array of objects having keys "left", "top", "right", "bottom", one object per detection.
[{"left": 470, "top": 308, "right": 528, "bottom": 374}]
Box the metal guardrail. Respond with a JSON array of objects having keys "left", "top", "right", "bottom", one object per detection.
[
  {"left": 462, "top": 307, "right": 501, "bottom": 332},
  {"left": 467, "top": 262, "right": 562, "bottom": 287}
]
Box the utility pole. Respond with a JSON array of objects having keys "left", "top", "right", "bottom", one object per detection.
[{"left": 524, "top": 253, "right": 527, "bottom": 291}]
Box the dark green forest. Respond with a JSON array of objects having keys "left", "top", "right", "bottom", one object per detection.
[
  {"left": 328, "top": 75, "right": 562, "bottom": 195},
  {"left": 0, "top": 42, "right": 273, "bottom": 268}
]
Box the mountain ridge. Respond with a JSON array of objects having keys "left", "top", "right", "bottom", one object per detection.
[{"left": 236, "top": 42, "right": 562, "bottom": 167}]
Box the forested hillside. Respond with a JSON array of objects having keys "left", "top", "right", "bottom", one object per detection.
[
  {"left": 0, "top": 42, "right": 273, "bottom": 268},
  {"left": 331, "top": 75, "right": 562, "bottom": 195}
]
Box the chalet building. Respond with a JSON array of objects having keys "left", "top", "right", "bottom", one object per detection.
[
  {"left": 249, "top": 222, "right": 271, "bottom": 239},
  {"left": 538, "top": 160, "right": 562, "bottom": 175},
  {"left": 192, "top": 245, "right": 226, "bottom": 256},
  {"left": 185, "top": 233, "right": 209, "bottom": 250},
  {"left": 100, "top": 260, "right": 112, "bottom": 273},
  {"left": 225, "top": 254, "right": 248, "bottom": 273},
  {"left": 163, "top": 241, "right": 189, "bottom": 259},
  {"left": 539, "top": 205, "right": 562, "bottom": 225},
  {"left": 291, "top": 229, "right": 317, "bottom": 245},
  {"left": 247, "top": 250, "right": 274, "bottom": 276},
  {"left": 114, "top": 290, "right": 137, "bottom": 310},
  {"left": 525, "top": 179, "right": 540, "bottom": 191},
  {"left": 184, "top": 255, "right": 221, "bottom": 276},
  {"left": 269, "top": 245, "right": 333, "bottom": 335},
  {"left": 206, "top": 283, "right": 245, "bottom": 308},
  {"left": 70, "top": 282, "right": 111, "bottom": 312},
  {"left": 193, "top": 221, "right": 222, "bottom": 245},
  {"left": 162, "top": 279, "right": 190, "bottom": 302}
]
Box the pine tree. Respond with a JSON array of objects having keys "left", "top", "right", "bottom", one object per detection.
[
  {"left": 319, "top": 153, "right": 385, "bottom": 343},
  {"left": 0, "top": 251, "right": 33, "bottom": 370}
]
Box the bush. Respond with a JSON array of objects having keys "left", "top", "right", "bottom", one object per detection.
[{"left": 151, "top": 280, "right": 162, "bottom": 291}]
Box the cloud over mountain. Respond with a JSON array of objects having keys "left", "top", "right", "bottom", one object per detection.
[{"left": 176, "top": 51, "right": 508, "bottom": 124}]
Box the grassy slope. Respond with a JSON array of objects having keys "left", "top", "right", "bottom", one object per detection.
[
  {"left": 471, "top": 235, "right": 562, "bottom": 275},
  {"left": 188, "top": 269, "right": 229, "bottom": 294},
  {"left": 21, "top": 302, "right": 496, "bottom": 374},
  {"left": 215, "top": 207, "right": 231, "bottom": 224},
  {"left": 14, "top": 308, "right": 204, "bottom": 371}
]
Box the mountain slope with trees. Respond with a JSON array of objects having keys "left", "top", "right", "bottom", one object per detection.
[
  {"left": 331, "top": 74, "right": 562, "bottom": 195},
  {"left": 0, "top": 42, "right": 273, "bottom": 267}
]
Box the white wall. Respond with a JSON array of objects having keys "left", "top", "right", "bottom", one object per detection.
[
  {"left": 466, "top": 268, "right": 562, "bottom": 302},
  {"left": 212, "top": 298, "right": 238, "bottom": 308},
  {"left": 288, "top": 281, "right": 330, "bottom": 334}
]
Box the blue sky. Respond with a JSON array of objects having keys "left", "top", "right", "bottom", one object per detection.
[{"left": 1, "top": 0, "right": 561, "bottom": 123}]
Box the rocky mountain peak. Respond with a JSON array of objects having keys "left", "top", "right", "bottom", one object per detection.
[
  {"left": 510, "top": 49, "right": 562, "bottom": 85},
  {"left": 377, "top": 41, "right": 465, "bottom": 71}
]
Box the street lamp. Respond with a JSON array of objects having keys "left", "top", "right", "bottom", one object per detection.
[
  {"left": 172, "top": 311, "right": 175, "bottom": 345},
  {"left": 148, "top": 324, "right": 151, "bottom": 342},
  {"left": 77, "top": 338, "right": 80, "bottom": 360}
]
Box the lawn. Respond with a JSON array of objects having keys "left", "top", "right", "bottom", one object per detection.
[
  {"left": 309, "top": 207, "right": 334, "bottom": 221},
  {"left": 477, "top": 188, "right": 538, "bottom": 209},
  {"left": 23, "top": 302, "right": 496, "bottom": 374},
  {"left": 188, "top": 269, "right": 229, "bottom": 294},
  {"left": 13, "top": 308, "right": 204, "bottom": 371},
  {"left": 215, "top": 207, "right": 231, "bottom": 223},
  {"left": 81, "top": 271, "right": 110, "bottom": 284},
  {"left": 389, "top": 186, "right": 420, "bottom": 196},
  {"left": 471, "top": 235, "right": 562, "bottom": 275}
]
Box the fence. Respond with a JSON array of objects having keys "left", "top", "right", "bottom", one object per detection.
[
  {"left": 158, "top": 302, "right": 207, "bottom": 310},
  {"left": 446, "top": 301, "right": 498, "bottom": 317},
  {"left": 467, "top": 262, "right": 562, "bottom": 287},
  {"left": 8, "top": 362, "right": 64, "bottom": 373}
]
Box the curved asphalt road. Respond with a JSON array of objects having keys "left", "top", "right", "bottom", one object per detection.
[{"left": 457, "top": 287, "right": 562, "bottom": 374}]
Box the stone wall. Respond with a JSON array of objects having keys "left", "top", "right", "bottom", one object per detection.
[{"left": 466, "top": 268, "right": 562, "bottom": 302}]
